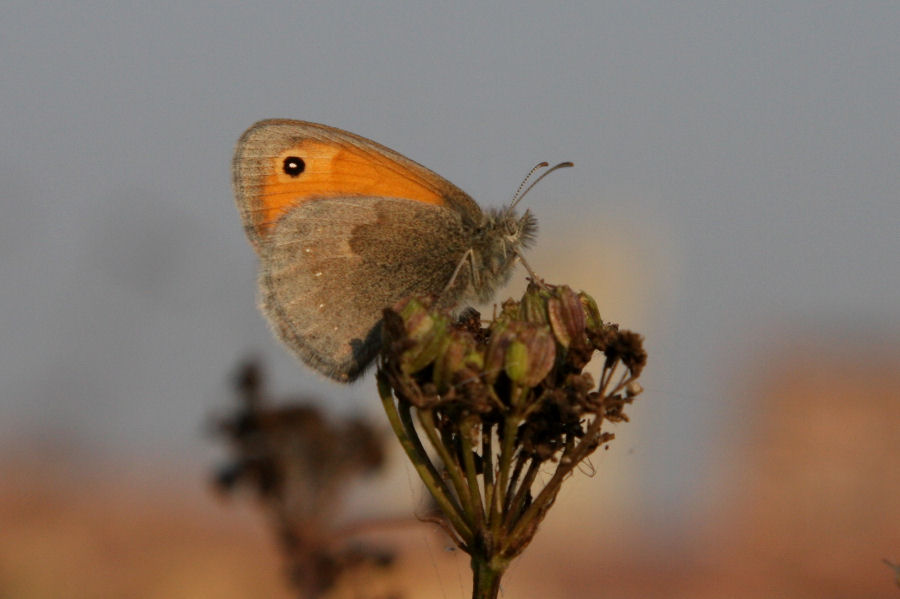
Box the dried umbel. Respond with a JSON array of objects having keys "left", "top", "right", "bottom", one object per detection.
[
  {"left": 214, "top": 361, "right": 394, "bottom": 599},
  {"left": 377, "top": 282, "right": 646, "bottom": 599}
]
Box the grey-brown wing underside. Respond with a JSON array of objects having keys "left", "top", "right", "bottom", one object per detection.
[{"left": 259, "top": 196, "right": 472, "bottom": 381}]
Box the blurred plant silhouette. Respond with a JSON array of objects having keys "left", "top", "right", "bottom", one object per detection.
[{"left": 213, "top": 360, "right": 400, "bottom": 599}]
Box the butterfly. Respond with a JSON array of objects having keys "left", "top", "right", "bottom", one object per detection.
[{"left": 233, "top": 120, "right": 569, "bottom": 381}]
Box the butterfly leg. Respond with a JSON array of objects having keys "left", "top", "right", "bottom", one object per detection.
[
  {"left": 514, "top": 251, "right": 545, "bottom": 286},
  {"left": 442, "top": 248, "right": 477, "bottom": 296}
]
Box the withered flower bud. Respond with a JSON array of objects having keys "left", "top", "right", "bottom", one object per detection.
[
  {"left": 520, "top": 281, "right": 552, "bottom": 325},
  {"left": 433, "top": 328, "right": 482, "bottom": 391},
  {"left": 391, "top": 296, "right": 452, "bottom": 375},
  {"left": 578, "top": 291, "right": 603, "bottom": 329},
  {"left": 604, "top": 329, "right": 647, "bottom": 378},
  {"left": 547, "top": 284, "right": 587, "bottom": 350},
  {"left": 502, "top": 322, "right": 556, "bottom": 388}
]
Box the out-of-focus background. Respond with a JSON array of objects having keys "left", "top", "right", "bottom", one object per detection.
[{"left": 2, "top": 3, "right": 898, "bottom": 597}]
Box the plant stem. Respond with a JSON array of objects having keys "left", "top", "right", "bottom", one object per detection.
[
  {"left": 470, "top": 554, "right": 505, "bottom": 599},
  {"left": 417, "top": 409, "right": 478, "bottom": 523},
  {"left": 378, "top": 378, "right": 473, "bottom": 542}
]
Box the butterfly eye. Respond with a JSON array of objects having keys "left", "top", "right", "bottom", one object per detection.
[{"left": 282, "top": 156, "right": 305, "bottom": 177}]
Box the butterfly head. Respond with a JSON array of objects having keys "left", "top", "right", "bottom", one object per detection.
[{"left": 467, "top": 207, "right": 537, "bottom": 303}]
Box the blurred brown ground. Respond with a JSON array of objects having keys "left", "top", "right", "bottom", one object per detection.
[{"left": 2, "top": 334, "right": 898, "bottom": 598}]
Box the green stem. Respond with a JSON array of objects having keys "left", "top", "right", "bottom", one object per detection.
[
  {"left": 459, "top": 419, "right": 486, "bottom": 527},
  {"left": 501, "top": 453, "right": 526, "bottom": 517},
  {"left": 493, "top": 412, "right": 520, "bottom": 537},
  {"left": 509, "top": 421, "right": 598, "bottom": 544},
  {"left": 503, "top": 457, "right": 540, "bottom": 530},
  {"left": 470, "top": 553, "right": 506, "bottom": 599},
  {"left": 378, "top": 378, "right": 473, "bottom": 543},
  {"left": 481, "top": 424, "right": 495, "bottom": 524},
  {"left": 417, "top": 409, "right": 479, "bottom": 525}
]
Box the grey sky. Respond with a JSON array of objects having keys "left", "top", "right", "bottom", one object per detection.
[{"left": 2, "top": 2, "right": 898, "bottom": 524}]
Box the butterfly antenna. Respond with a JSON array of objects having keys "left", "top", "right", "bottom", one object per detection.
[
  {"left": 509, "top": 161, "right": 574, "bottom": 211},
  {"left": 509, "top": 161, "right": 550, "bottom": 209}
]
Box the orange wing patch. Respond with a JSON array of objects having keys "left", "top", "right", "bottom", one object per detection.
[{"left": 246, "top": 140, "right": 447, "bottom": 244}]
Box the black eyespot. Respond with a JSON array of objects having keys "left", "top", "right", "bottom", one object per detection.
[{"left": 282, "top": 156, "right": 305, "bottom": 177}]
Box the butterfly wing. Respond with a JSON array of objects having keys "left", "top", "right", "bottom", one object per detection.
[
  {"left": 260, "top": 196, "right": 473, "bottom": 381},
  {"left": 232, "top": 119, "right": 482, "bottom": 250}
]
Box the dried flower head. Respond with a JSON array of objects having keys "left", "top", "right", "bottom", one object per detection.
[{"left": 377, "top": 281, "right": 646, "bottom": 598}]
